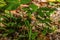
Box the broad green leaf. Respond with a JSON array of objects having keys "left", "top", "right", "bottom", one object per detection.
[
  {"left": 20, "top": 0, "right": 31, "bottom": 4},
  {"left": 3, "top": 0, "right": 21, "bottom": 10},
  {"left": 4, "top": 0, "right": 19, "bottom": 3},
  {"left": 5, "top": 3, "right": 20, "bottom": 10}
]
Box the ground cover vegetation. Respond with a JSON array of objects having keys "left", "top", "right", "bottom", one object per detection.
[{"left": 0, "top": 0, "right": 60, "bottom": 40}]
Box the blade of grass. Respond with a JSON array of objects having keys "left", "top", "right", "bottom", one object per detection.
[{"left": 24, "top": 20, "right": 32, "bottom": 40}]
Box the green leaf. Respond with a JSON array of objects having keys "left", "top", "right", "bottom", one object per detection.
[
  {"left": 5, "top": 3, "right": 20, "bottom": 10},
  {"left": 24, "top": 20, "right": 32, "bottom": 40},
  {"left": 4, "top": 0, "right": 19, "bottom": 3},
  {"left": 0, "top": 0, "right": 6, "bottom": 8},
  {"left": 29, "top": 3, "right": 38, "bottom": 12},
  {"left": 37, "top": 9, "right": 44, "bottom": 17},
  {"left": 3, "top": 0, "right": 21, "bottom": 10},
  {"left": 40, "top": 7, "right": 49, "bottom": 11},
  {"left": 25, "top": 20, "right": 30, "bottom": 28},
  {"left": 31, "top": 32, "right": 38, "bottom": 40},
  {"left": 42, "top": 27, "right": 48, "bottom": 35},
  {"left": 37, "top": 7, "right": 56, "bottom": 18},
  {"left": 20, "top": 0, "right": 31, "bottom": 4}
]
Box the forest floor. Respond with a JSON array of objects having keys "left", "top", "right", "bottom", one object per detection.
[{"left": 0, "top": 0, "right": 60, "bottom": 40}]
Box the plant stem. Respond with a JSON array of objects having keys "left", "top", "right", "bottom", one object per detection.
[{"left": 28, "top": 26, "right": 32, "bottom": 40}]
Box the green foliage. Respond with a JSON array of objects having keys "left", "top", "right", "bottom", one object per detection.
[
  {"left": 0, "top": 0, "right": 6, "bottom": 8},
  {"left": 20, "top": 0, "right": 31, "bottom": 4},
  {"left": 0, "top": 0, "right": 57, "bottom": 40},
  {"left": 36, "top": 7, "right": 56, "bottom": 36},
  {"left": 5, "top": 0, "right": 19, "bottom": 3},
  {"left": 37, "top": 7, "right": 56, "bottom": 17},
  {"left": 2, "top": 29, "right": 15, "bottom": 37},
  {"left": 4, "top": 0, "right": 20, "bottom": 10},
  {"left": 31, "top": 32, "right": 38, "bottom": 40},
  {"left": 29, "top": 3, "right": 38, "bottom": 12},
  {"left": 5, "top": 3, "right": 19, "bottom": 10},
  {"left": 1, "top": 13, "right": 23, "bottom": 27},
  {"left": 42, "top": 27, "right": 54, "bottom": 35},
  {"left": 24, "top": 20, "right": 32, "bottom": 40}
]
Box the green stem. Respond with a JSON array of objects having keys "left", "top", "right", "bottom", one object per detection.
[{"left": 28, "top": 26, "right": 32, "bottom": 40}]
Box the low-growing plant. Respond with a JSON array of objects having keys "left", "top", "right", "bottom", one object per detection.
[{"left": 0, "top": 0, "right": 58, "bottom": 40}]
